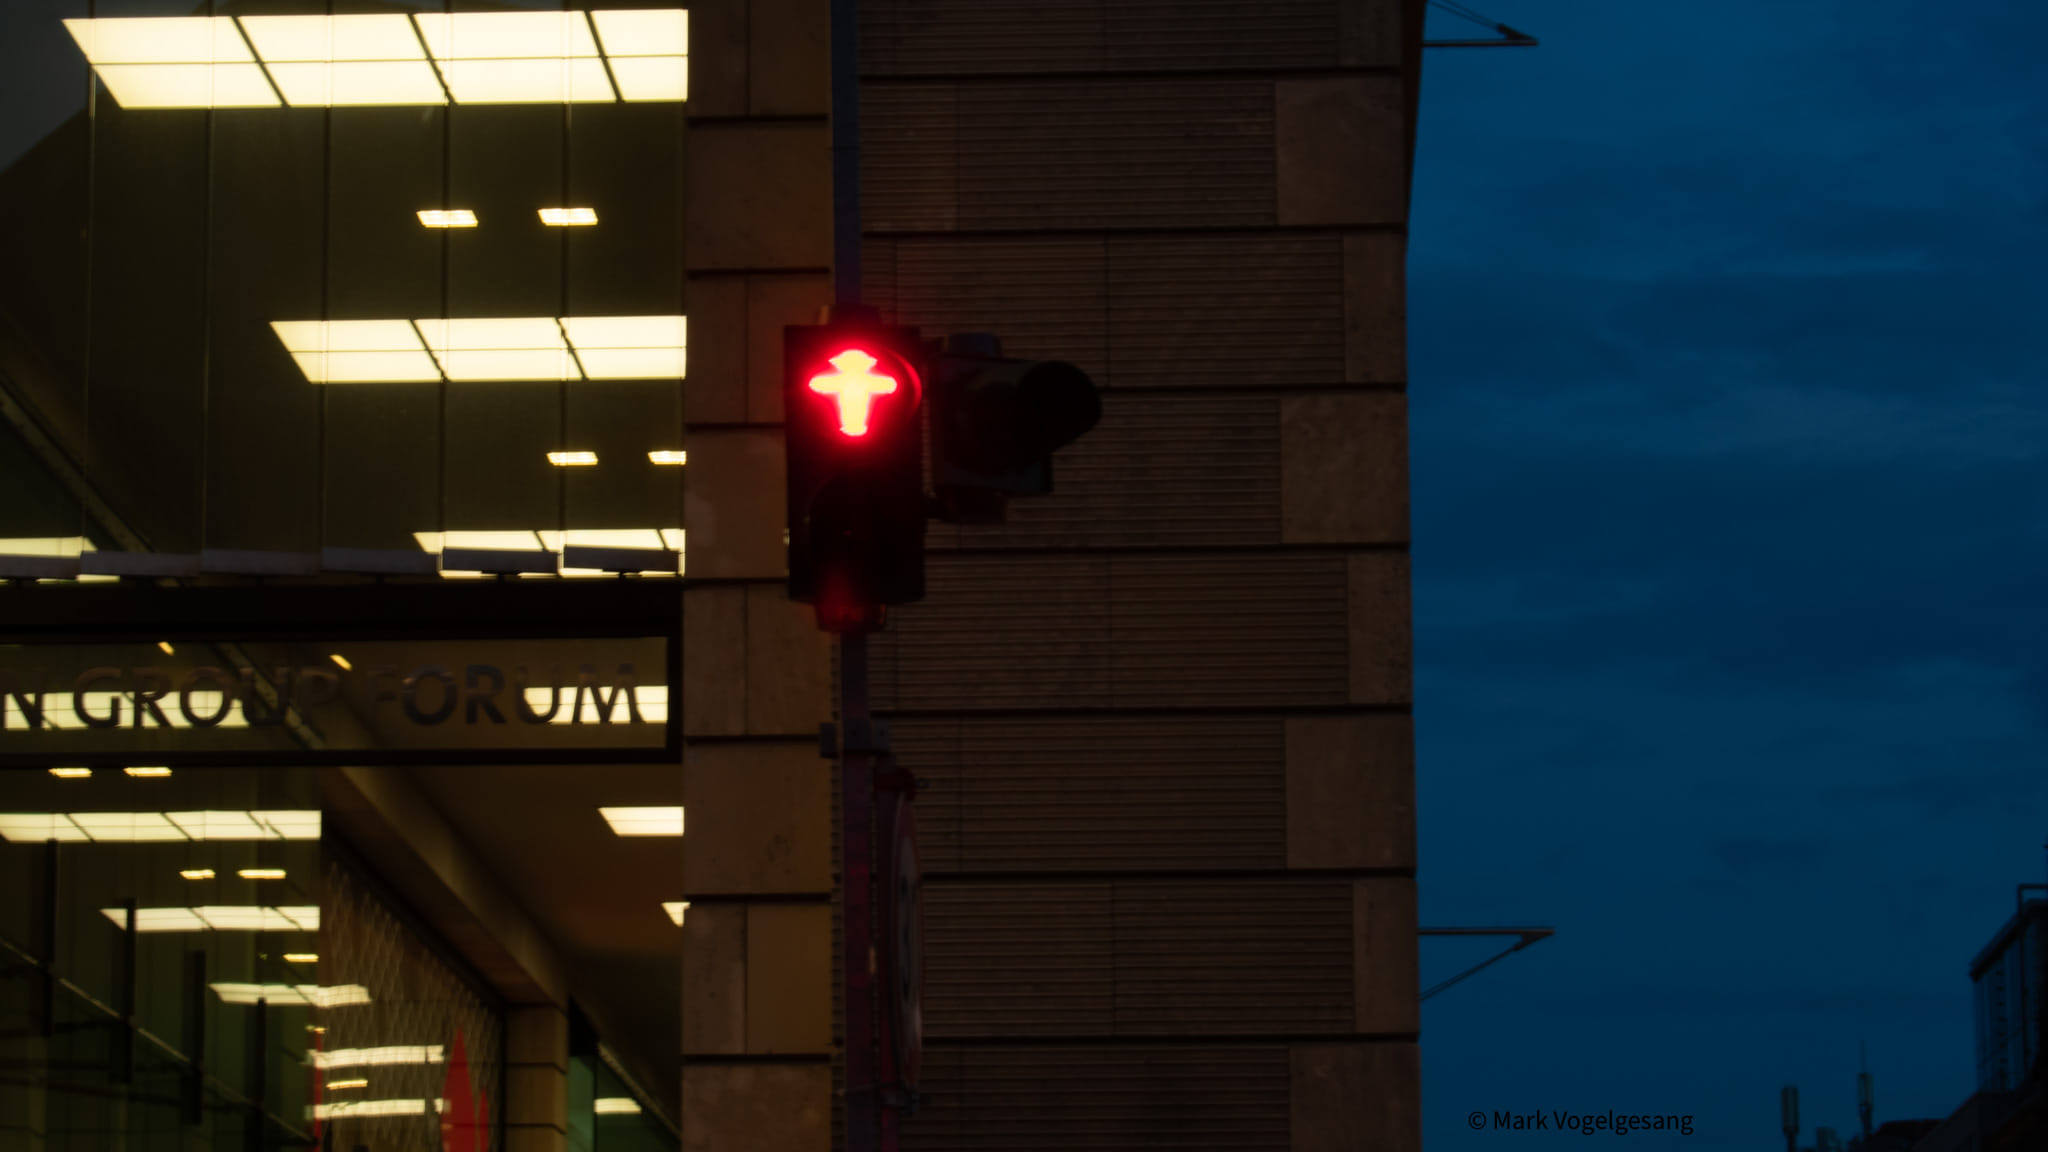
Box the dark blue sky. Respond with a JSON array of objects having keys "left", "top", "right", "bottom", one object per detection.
[{"left": 1411, "top": 2, "right": 2048, "bottom": 1148}]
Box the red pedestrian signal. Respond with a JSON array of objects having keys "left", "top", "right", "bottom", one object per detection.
[
  {"left": 809, "top": 349, "right": 899, "bottom": 437},
  {"left": 784, "top": 318, "right": 927, "bottom": 631}
]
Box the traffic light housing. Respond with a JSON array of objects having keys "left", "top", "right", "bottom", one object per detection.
[
  {"left": 928, "top": 334, "right": 1102, "bottom": 523},
  {"left": 784, "top": 318, "right": 926, "bottom": 632}
]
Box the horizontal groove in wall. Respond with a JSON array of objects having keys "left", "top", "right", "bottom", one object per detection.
[{"left": 862, "top": 0, "right": 1344, "bottom": 78}]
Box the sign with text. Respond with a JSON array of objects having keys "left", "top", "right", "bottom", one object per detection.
[{"left": 0, "top": 585, "right": 681, "bottom": 767}]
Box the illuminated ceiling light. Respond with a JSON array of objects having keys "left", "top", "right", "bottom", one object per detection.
[
  {"left": 565, "top": 529, "right": 663, "bottom": 550},
  {"left": 71, "top": 812, "right": 189, "bottom": 841},
  {"left": 599, "top": 806, "right": 683, "bottom": 836},
  {"left": 416, "top": 316, "right": 576, "bottom": 381},
  {"left": 660, "top": 528, "right": 686, "bottom": 551},
  {"left": 0, "top": 537, "right": 92, "bottom": 557},
  {"left": 64, "top": 17, "right": 252, "bottom": 65},
  {"left": 65, "top": 12, "right": 686, "bottom": 108},
  {"left": 313, "top": 1099, "right": 429, "bottom": 1119},
  {"left": 562, "top": 315, "right": 688, "bottom": 380},
  {"left": 591, "top": 9, "right": 688, "bottom": 101},
  {"left": 283, "top": 952, "right": 319, "bottom": 964},
  {"left": 662, "top": 901, "right": 689, "bottom": 926},
  {"left": 595, "top": 1097, "right": 645, "bottom": 1115},
  {"left": 330, "top": 654, "right": 352, "bottom": 672},
  {"left": 313, "top": 1045, "right": 444, "bottom": 1070},
  {"left": 102, "top": 905, "right": 320, "bottom": 932},
  {"left": 49, "top": 767, "right": 92, "bottom": 779},
  {"left": 547, "top": 451, "right": 599, "bottom": 467},
  {"left": 268, "top": 59, "right": 446, "bottom": 106},
  {"left": 0, "top": 810, "right": 318, "bottom": 843},
  {"left": 591, "top": 9, "right": 689, "bottom": 56},
  {"left": 270, "top": 320, "right": 438, "bottom": 384},
  {"left": 157, "top": 641, "right": 175, "bottom": 655},
  {"left": 605, "top": 55, "right": 689, "bottom": 102},
  {"left": 648, "top": 450, "right": 686, "bottom": 465},
  {"left": 95, "top": 64, "right": 280, "bottom": 108},
  {"left": 417, "top": 209, "right": 479, "bottom": 228},
  {"left": 525, "top": 684, "right": 667, "bottom": 723},
  {"left": 412, "top": 530, "right": 547, "bottom": 553},
  {"left": 211, "top": 982, "right": 367, "bottom": 1007},
  {"left": 124, "top": 766, "right": 172, "bottom": 778},
  {"left": 180, "top": 869, "right": 216, "bottom": 880},
  {"left": 539, "top": 207, "right": 598, "bottom": 226},
  {"left": 414, "top": 13, "right": 612, "bottom": 105},
  {"left": 327, "top": 1078, "right": 369, "bottom": 1090},
  {"left": 238, "top": 14, "right": 424, "bottom": 64},
  {"left": 238, "top": 868, "right": 287, "bottom": 880}
]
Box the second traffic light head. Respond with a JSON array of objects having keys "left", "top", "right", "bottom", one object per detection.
[{"left": 930, "top": 335, "right": 1101, "bottom": 514}]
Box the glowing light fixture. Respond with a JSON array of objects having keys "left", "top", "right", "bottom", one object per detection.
[
  {"left": 596, "top": 1097, "right": 644, "bottom": 1115},
  {"left": 0, "top": 810, "right": 318, "bottom": 843},
  {"left": 313, "top": 1099, "right": 431, "bottom": 1119},
  {"left": 211, "top": 982, "right": 367, "bottom": 1006},
  {"left": 181, "top": 869, "right": 216, "bottom": 880},
  {"left": 49, "top": 767, "right": 92, "bottom": 779},
  {"left": 65, "top": 12, "right": 688, "bottom": 108},
  {"left": 313, "top": 1045, "right": 444, "bottom": 1070},
  {"left": 269, "top": 320, "right": 439, "bottom": 384},
  {"left": 238, "top": 868, "right": 288, "bottom": 880},
  {"left": 417, "top": 209, "right": 479, "bottom": 228},
  {"left": 124, "top": 766, "right": 173, "bottom": 778},
  {"left": 0, "top": 537, "right": 93, "bottom": 557},
  {"left": 327, "top": 1078, "right": 369, "bottom": 1090},
  {"left": 599, "top": 806, "right": 683, "bottom": 836},
  {"left": 330, "top": 653, "right": 352, "bottom": 671},
  {"left": 663, "top": 901, "right": 689, "bottom": 926},
  {"left": 539, "top": 207, "right": 598, "bottom": 226},
  {"left": 547, "top": 451, "right": 599, "bottom": 466},
  {"left": 283, "top": 953, "right": 319, "bottom": 964},
  {"left": 648, "top": 450, "right": 687, "bottom": 465},
  {"left": 157, "top": 641, "right": 175, "bottom": 655},
  {"left": 272, "top": 315, "right": 685, "bottom": 383},
  {"left": 101, "top": 905, "right": 321, "bottom": 932}
]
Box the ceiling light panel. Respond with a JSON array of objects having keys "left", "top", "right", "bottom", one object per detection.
[
  {"left": 599, "top": 806, "right": 683, "bottom": 836},
  {"left": 65, "top": 13, "right": 688, "bottom": 108},
  {"left": 648, "top": 450, "right": 687, "bottom": 465},
  {"left": 547, "top": 451, "right": 599, "bottom": 467},
  {"left": 211, "top": 982, "right": 367, "bottom": 1006},
  {"left": 416, "top": 317, "right": 575, "bottom": 381},
  {"left": 417, "top": 209, "right": 478, "bottom": 228},
  {"left": 102, "top": 905, "right": 321, "bottom": 932},
  {"left": 595, "top": 1096, "right": 645, "bottom": 1114},
  {"left": 313, "top": 1045, "right": 444, "bottom": 1070},
  {"left": 539, "top": 207, "right": 598, "bottom": 226}
]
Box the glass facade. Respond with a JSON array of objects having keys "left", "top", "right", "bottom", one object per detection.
[
  {"left": 1, "top": 3, "right": 693, "bottom": 1146},
  {"left": 0, "top": 0, "right": 688, "bottom": 572}
]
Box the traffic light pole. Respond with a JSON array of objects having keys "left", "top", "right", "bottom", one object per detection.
[{"left": 840, "top": 633, "right": 884, "bottom": 1152}]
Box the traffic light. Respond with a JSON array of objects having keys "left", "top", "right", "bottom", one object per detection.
[
  {"left": 784, "top": 315, "right": 926, "bottom": 633},
  {"left": 927, "top": 334, "right": 1101, "bottom": 523}
]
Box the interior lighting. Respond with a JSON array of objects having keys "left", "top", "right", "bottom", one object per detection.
[
  {"left": 238, "top": 867, "right": 287, "bottom": 880},
  {"left": 313, "top": 1045, "right": 444, "bottom": 1070},
  {"left": 283, "top": 952, "right": 318, "bottom": 964},
  {"left": 272, "top": 315, "right": 685, "bottom": 382},
  {"left": 312, "top": 1099, "right": 431, "bottom": 1119},
  {"left": 326, "top": 1078, "right": 369, "bottom": 1090},
  {"left": 101, "top": 905, "right": 321, "bottom": 932},
  {"left": 0, "top": 810, "right": 319, "bottom": 843},
  {"left": 156, "top": 641, "right": 175, "bottom": 655},
  {"left": 417, "top": 209, "right": 479, "bottom": 228},
  {"left": 269, "top": 320, "right": 439, "bottom": 384},
  {"left": 330, "top": 653, "right": 352, "bottom": 671},
  {"left": 648, "top": 450, "right": 687, "bottom": 465},
  {"left": 416, "top": 316, "right": 576, "bottom": 381},
  {"left": 124, "top": 766, "right": 173, "bottom": 777},
  {"left": 211, "top": 982, "right": 367, "bottom": 1007},
  {"left": 547, "top": 451, "right": 599, "bottom": 466},
  {"left": 595, "top": 1097, "right": 644, "bottom": 1115},
  {"left": 599, "top": 806, "right": 683, "bottom": 836},
  {"left": 663, "top": 901, "right": 688, "bottom": 926},
  {"left": 66, "top": 12, "right": 689, "bottom": 108},
  {"left": 48, "top": 767, "right": 92, "bottom": 779},
  {"left": 180, "top": 869, "right": 216, "bottom": 880},
  {"left": 539, "top": 207, "right": 598, "bottom": 226}
]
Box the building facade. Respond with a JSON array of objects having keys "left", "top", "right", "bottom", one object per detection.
[{"left": 0, "top": 1, "right": 1423, "bottom": 1147}]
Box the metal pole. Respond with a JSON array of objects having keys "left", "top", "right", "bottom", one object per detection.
[
  {"left": 841, "top": 632, "right": 880, "bottom": 1152},
  {"left": 830, "top": 0, "right": 860, "bottom": 309}
]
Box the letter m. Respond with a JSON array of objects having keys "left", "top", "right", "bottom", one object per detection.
[
  {"left": 573, "top": 664, "right": 644, "bottom": 725},
  {"left": 0, "top": 669, "right": 48, "bottom": 730}
]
